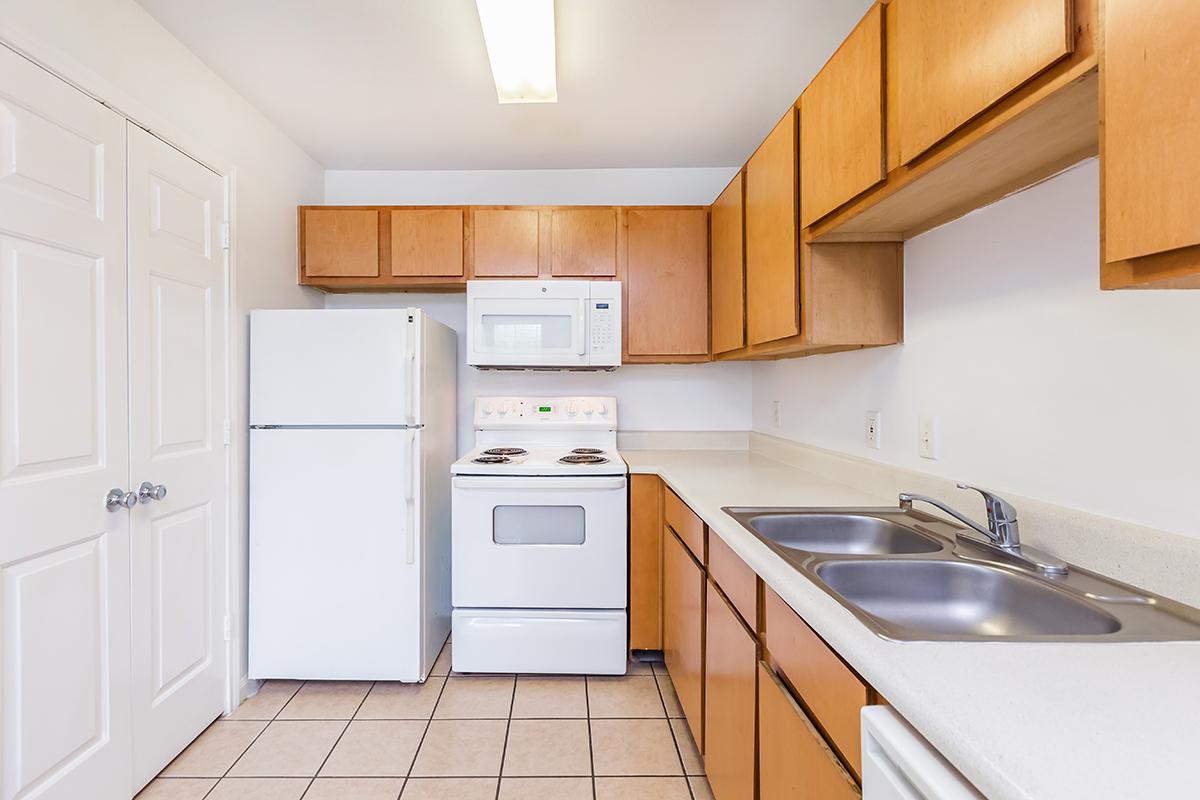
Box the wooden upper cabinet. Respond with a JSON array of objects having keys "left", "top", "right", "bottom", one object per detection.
[
  {"left": 893, "top": 0, "right": 1074, "bottom": 165},
  {"left": 389, "top": 208, "right": 464, "bottom": 277},
  {"left": 302, "top": 208, "right": 380, "bottom": 277},
  {"left": 1102, "top": 0, "right": 1200, "bottom": 270},
  {"left": 663, "top": 528, "right": 705, "bottom": 750},
  {"left": 758, "top": 662, "right": 861, "bottom": 800},
  {"left": 473, "top": 208, "right": 540, "bottom": 277},
  {"left": 625, "top": 208, "right": 709, "bottom": 356},
  {"left": 800, "top": 4, "right": 885, "bottom": 228},
  {"left": 629, "top": 475, "right": 663, "bottom": 651},
  {"left": 550, "top": 208, "right": 617, "bottom": 276},
  {"left": 704, "top": 583, "right": 757, "bottom": 800},
  {"left": 745, "top": 109, "right": 800, "bottom": 345},
  {"left": 710, "top": 172, "right": 745, "bottom": 354}
]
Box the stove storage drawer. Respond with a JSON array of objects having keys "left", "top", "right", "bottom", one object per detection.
[{"left": 451, "top": 475, "right": 628, "bottom": 609}]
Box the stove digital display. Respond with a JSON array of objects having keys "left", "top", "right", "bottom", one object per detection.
[{"left": 538, "top": 406, "right": 553, "bottom": 413}]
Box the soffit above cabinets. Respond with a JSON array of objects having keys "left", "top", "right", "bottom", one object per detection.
[{"left": 134, "top": 0, "right": 873, "bottom": 170}]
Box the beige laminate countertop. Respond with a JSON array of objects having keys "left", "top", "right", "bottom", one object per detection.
[{"left": 624, "top": 449, "right": 1200, "bottom": 800}]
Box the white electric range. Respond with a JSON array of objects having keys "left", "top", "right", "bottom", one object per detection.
[{"left": 450, "top": 396, "right": 628, "bottom": 675}]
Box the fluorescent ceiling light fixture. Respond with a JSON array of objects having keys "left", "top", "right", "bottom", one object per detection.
[{"left": 476, "top": 0, "right": 558, "bottom": 103}]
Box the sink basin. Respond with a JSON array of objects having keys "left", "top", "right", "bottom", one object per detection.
[
  {"left": 815, "top": 559, "right": 1123, "bottom": 639},
  {"left": 735, "top": 511, "right": 943, "bottom": 556}
]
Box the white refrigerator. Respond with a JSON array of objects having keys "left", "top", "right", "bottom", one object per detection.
[{"left": 248, "top": 309, "right": 456, "bottom": 681}]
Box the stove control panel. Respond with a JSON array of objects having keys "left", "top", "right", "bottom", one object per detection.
[{"left": 474, "top": 396, "right": 617, "bottom": 429}]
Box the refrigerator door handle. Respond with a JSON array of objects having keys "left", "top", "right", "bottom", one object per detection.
[
  {"left": 404, "top": 310, "right": 418, "bottom": 427},
  {"left": 404, "top": 428, "right": 417, "bottom": 564}
]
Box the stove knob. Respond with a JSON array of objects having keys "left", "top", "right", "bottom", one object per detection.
[
  {"left": 598, "top": 402, "right": 610, "bottom": 416},
  {"left": 497, "top": 402, "right": 508, "bottom": 415},
  {"left": 581, "top": 400, "right": 594, "bottom": 416},
  {"left": 482, "top": 402, "right": 494, "bottom": 416},
  {"left": 567, "top": 401, "right": 578, "bottom": 417}
]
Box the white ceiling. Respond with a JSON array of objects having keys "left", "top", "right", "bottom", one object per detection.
[{"left": 136, "top": 0, "right": 872, "bottom": 170}]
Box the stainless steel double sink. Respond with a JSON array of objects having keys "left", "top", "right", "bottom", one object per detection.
[{"left": 723, "top": 507, "right": 1200, "bottom": 642}]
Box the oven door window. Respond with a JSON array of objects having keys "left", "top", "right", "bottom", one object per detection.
[{"left": 493, "top": 505, "right": 585, "bottom": 545}]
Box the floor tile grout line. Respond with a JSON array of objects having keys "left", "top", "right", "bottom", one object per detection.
[
  {"left": 297, "top": 682, "right": 373, "bottom": 797},
  {"left": 655, "top": 671, "right": 697, "bottom": 799},
  {"left": 404, "top": 638, "right": 453, "bottom": 796},
  {"left": 585, "top": 675, "right": 597, "bottom": 800},
  {"left": 492, "top": 676, "right": 519, "bottom": 800}
]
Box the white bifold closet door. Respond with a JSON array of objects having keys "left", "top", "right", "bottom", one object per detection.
[
  {"left": 0, "top": 46, "right": 229, "bottom": 799},
  {"left": 126, "top": 123, "right": 227, "bottom": 789},
  {"left": 0, "top": 47, "right": 133, "bottom": 800}
]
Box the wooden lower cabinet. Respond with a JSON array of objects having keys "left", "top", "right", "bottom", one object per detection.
[
  {"left": 629, "top": 475, "right": 663, "bottom": 650},
  {"left": 758, "top": 661, "right": 861, "bottom": 800},
  {"left": 663, "top": 528, "right": 705, "bottom": 749},
  {"left": 704, "top": 582, "right": 757, "bottom": 800}
]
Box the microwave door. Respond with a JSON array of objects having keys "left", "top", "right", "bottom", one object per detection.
[{"left": 471, "top": 297, "right": 587, "bottom": 366}]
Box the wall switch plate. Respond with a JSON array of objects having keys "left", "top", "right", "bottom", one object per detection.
[
  {"left": 865, "top": 411, "right": 881, "bottom": 449},
  {"left": 919, "top": 415, "right": 939, "bottom": 459},
  {"left": 771, "top": 400, "right": 782, "bottom": 428}
]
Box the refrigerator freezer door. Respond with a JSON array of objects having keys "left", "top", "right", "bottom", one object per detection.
[
  {"left": 249, "top": 427, "right": 423, "bottom": 680},
  {"left": 250, "top": 309, "right": 417, "bottom": 426}
]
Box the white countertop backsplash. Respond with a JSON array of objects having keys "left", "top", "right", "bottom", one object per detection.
[{"left": 623, "top": 433, "right": 1200, "bottom": 800}]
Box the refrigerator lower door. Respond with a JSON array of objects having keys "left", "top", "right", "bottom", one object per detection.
[{"left": 249, "top": 427, "right": 423, "bottom": 680}]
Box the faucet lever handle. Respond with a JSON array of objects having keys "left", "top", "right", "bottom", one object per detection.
[{"left": 956, "top": 483, "right": 1019, "bottom": 545}]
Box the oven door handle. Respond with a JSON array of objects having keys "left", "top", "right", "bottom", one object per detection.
[{"left": 453, "top": 477, "right": 626, "bottom": 491}]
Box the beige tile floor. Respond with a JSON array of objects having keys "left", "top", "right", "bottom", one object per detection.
[{"left": 140, "top": 639, "right": 713, "bottom": 800}]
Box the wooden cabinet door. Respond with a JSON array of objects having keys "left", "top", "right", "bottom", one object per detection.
[
  {"left": 758, "top": 662, "right": 860, "bottom": 800},
  {"left": 663, "top": 528, "right": 705, "bottom": 749},
  {"left": 893, "top": 0, "right": 1074, "bottom": 165},
  {"left": 626, "top": 208, "right": 709, "bottom": 356},
  {"left": 302, "top": 208, "right": 380, "bottom": 277},
  {"left": 1103, "top": 0, "right": 1200, "bottom": 263},
  {"left": 629, "top": 475, "right": 663, "bottom": 651},
  {"left": 800, "top": 4, "right": 885, "bottom": 228},
  {"left": 389, "top": 208, "right": 464, "bottom": 277},
  {"left": 704, "top": 583, "right": 757, "bottom": 800},
  {"left": 473, "top": 208, "right": 540, "bottom": 277},
  {"left": 745, "top": 110, "right": 799, "bottom": 345},
  {"left": 710, "top": 172, "right": 745, "bottom": 354},
  {"left": 550, "top": 208, "right": 617, "bottom": 276}
]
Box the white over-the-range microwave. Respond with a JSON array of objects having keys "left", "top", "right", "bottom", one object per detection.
[{"left": 466, "top": 280, "right": 621, "bottom": 370}]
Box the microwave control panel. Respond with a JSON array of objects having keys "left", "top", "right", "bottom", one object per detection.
[{"left": 588, "top": 282, "right": 622, "bottom": 365}]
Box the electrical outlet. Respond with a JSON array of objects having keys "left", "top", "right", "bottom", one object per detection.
[
  {"left": 865, "top": 411, "right": 881, "bottom": 449},
  {"left": 919, "top": 415, "right": 939, "bottom": 459},
  {"left": 771, "top": 400, "right": 782, "bottom": 428}
]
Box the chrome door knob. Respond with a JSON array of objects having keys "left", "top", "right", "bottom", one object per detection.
[
  {"left": 106, "top": 488, "right": 139, "bottom": 512},
  {"left": 138, "top": 482, "right": 167, "bottom": 502}
]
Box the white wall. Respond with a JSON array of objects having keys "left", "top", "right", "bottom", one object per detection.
[
  {"left": 325, "top": 167, "right": 737, "bottom": 205},
  {"left": 326, "top": 292, "right": 753, "bottom": 451},
  {"left": 325, "top": 167, "right": 754, "bottom": 448},
  {"left": 753, "top": 160, "right": 1200, "bottom": 537},
  {"left": 1, "top": 0, "right": 326, "bottom": 685}
]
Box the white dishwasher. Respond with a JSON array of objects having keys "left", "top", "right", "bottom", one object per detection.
[{"left": 861, "top": 707, "right": 985, "bottom": 800}]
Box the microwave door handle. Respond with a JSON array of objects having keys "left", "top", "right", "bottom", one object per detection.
[{"left": 576, "top": 299, "right": 587, "bottom": 356}]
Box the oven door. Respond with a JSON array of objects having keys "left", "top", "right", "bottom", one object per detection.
[
  {"left": 467, "top": 295, "right": 589, "bottom": 368},
  {"left": 452, "top": 476, "right": 627, "bottom": 608}
]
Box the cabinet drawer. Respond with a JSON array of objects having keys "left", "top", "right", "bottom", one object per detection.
[
  {"left": 662, "top": 528, "right": 705, "bottom": 750},
  {"left": 764, "top": 587, "right": 869, "bottom": 779},
  {"left": 708, "top": 533, "right": 757, "bottom": 628},
  {"left": 663, "top": 488, "right": 705, "bottom": 562},
  {"left": 758, "top": 661, "right": 860, "bottom": 800}
]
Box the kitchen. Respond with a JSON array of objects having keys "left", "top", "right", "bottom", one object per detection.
[{"left": 1, "top": 1, "right": 1198, "bottom": 800}]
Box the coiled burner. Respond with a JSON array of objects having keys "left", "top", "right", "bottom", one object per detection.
[
  {"left": 482, "top": 447, "right": 528, "bottom": 457},
  {"left": 472, "top": 455, "right": 511, "bottom": 464},
  {"left": 570, "top": 448, "right": 605, "bottom": 455},
  {"left": 559, "top": 454, "right": 609, "bottom": 465}
]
